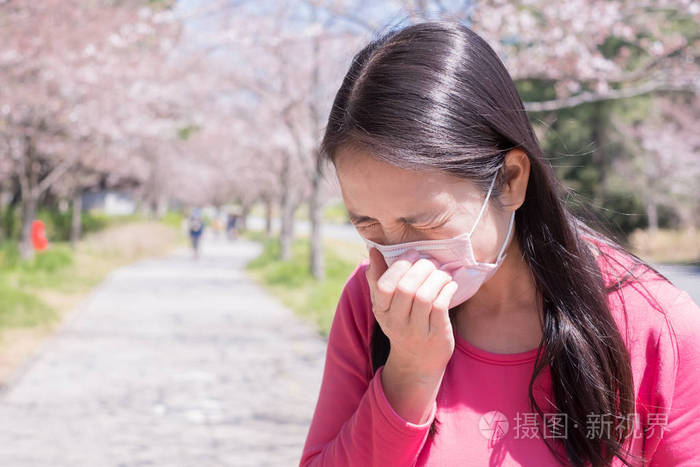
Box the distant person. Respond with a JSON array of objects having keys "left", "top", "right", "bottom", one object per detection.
[
  {"left": 226, "top": 212, "right": 239, "bottom": 241},
  {"left": 188, "top": 209, "right": 205, "bottom": 260},
  {"left": 211, "top": 214, "right": 224, "bottom": 241}
]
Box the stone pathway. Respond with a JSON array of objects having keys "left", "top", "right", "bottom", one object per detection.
[{"left": 0, "top": 236, "right": 327, "bottom": 466}]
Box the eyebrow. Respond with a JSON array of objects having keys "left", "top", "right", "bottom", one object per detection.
[{"left": 347, "top": 210, "right": 441, "bottom": 225}]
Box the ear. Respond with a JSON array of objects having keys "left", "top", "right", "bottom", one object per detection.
[{"left": 500, "top": 149, "right": 530, "bottom": 211}]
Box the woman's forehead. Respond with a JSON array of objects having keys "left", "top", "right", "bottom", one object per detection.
[
  {"left": 336, "top": 148, "right": 457, "bottom": 187},
  {"left": 335, "top": 149, "right": 478, "bottom": 216}
]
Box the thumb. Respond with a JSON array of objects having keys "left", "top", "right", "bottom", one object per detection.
[{"left": 366, "top": 246, "right": 388, "bottom": 283}]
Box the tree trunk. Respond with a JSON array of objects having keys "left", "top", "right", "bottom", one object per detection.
[
  {"left": 308, "top": 10, "right": 325, "bottom": 281},
  {"left": 591, "top": 101, "right": 608, "bottom": 207},
  {"left": 280, "top": 200, "right": 296, "bottom": 261},
  {"left": 646, "top": 199, "right": 659, "bottom": 234},
  {"left": 156, "top": 194, "right": 169, "bottom": 219},
  {"left": 309, "top": 149, "right": 325, "bottom": 281},
  {"left": 19, "top": 194, "right": 37, "bottom": 260},
  {"left": 3, "top": 174, "right": 21, "bottom": 242},
  {"left": 71, "top": 189, "right": 83, "bottom": 248},
  {"left": 279, "top": 150, "right": 295, "bottom": 261},
  {"left": 149, "top": 199, "right": 158, "bottom": 218},
  {"left": 18, "top": 137, "right": 39, "bottom": 261},
  {"left": 264, "top": 195, "right": 273, "bottom": 236},
  {"left": 0, "top": 182, "right": 10, "bottom": 242},
  {"left": 239, "top": 202, "right": 251, "bottom": 233},
  {"left": 0, "top": 182, "right": 11, "bottom": 213}
]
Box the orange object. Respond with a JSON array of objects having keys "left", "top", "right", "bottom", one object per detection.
[{"left": 31, "top": 219, "right": 48, "bottom": 251}]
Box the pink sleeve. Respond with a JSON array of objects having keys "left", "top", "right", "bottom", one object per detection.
[
  {"left": 299, "top": 263, "right": 437, "bottom": 467},
  {"left": 648, "top": 289, "right": 700, "bottom": 465}
]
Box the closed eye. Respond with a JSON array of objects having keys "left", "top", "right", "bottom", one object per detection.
[
  {"left": 423, "top": 217, "right": 450, "bottom": 230},
  {"left": 356, "top": 219, "right": 448, "bottom": 231}
]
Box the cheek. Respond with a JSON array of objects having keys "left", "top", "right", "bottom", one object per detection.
[
  {"left": 469, "top": 220, "right": 506, "bottom": 262},
  {"left": 470, "top": 239, "right": 491, "bottom": 263},
  {"left": 439, "top": 214, "right": 472, "bottom": 238}
]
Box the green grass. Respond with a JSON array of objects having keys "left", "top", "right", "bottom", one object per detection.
[
  {"left": 14, "top": 245, "right": 79, "bottom": 291},
  {"left": 0, "top": 245, "right": 73, "bottom": 332},
  {"left": 0, "top": 279, "right": 56, "bottom": 330},
  {"left": 161, "top": 210, "right": 185, "bottom": 228},
  {"left": 242, "top": 230, "right": 364, "bottom": 337}
]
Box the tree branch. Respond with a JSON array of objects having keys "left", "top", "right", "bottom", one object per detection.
[
  {"left": 524, "top": 81, "right": 697, "bottom": 112},
  {"left": 32, "top": 153, "right": 80, "bottom": 197}
]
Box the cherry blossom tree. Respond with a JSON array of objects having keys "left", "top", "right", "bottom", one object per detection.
[
  {"left": 610, "top": 94, "right": 700, "bottom": 232},
  {"left": 326, "top": 0, "right": 700, "bottom": 230},
  {"left": 3, "top": 0, "right": 696, "bottom": 269},
  {"left": 0, "top": 0, "right": 183, "bottom": 258}
]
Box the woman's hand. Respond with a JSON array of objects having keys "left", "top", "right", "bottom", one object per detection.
[
  {"left": 365, "top": 246, "right": 458, "bottom": 383},
  {"left": 365, "top": 246, "right": 459, "bottom": 424}
]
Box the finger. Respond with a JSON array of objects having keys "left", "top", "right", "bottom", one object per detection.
[
  {"left": 408, "top": 269, "right": 453, "bottom": 329},
  {"left": 372, "top": 249, "right": 420, "bottom": 312},
  {"left": 365, "top": 246, "right": 388, "bottom": 285},
  {"left": 428, "top": 280, "right": 459, "bottom": 335},
  {"left": 389, "top": 257, "right": 441, "bottom": 321},
  {"left": 365, "top": 247, "right": 388, "bottom": 311}
]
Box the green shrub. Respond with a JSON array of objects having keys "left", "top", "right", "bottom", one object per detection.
[
  {"left": 0, "top": 241, "right": 20, "bottom": 269},
  {"left": 0, "top": 206, "right": 20, "bottom": 240},
  {"left": 37, "top": 208, "right": 114, "bottom": 242},
  {"left": 81, "top": 212, "right": 112, "bottom": 235},
  {"left": 21, "top": 246, "right": 74, "bottom": 273}
]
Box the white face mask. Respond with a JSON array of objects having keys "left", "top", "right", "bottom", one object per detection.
[{"left": 363, "top": 168, "right": 515, "bottom": 309}]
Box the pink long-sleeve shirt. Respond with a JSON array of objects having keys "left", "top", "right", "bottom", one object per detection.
[{"left": 299, "top": 240, "right": 700, "bottom": 466}]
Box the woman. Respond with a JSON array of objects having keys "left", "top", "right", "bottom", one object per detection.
[{"left": 300, "top": 22, "right": 700, "bottom": 466}]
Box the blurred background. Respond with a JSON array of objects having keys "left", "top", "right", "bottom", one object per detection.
[{"left": 0, "top": 1, "right": 698, "bottom": 466}]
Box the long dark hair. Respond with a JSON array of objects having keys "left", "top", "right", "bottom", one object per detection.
[{"left": 320, "top": 21, "right": 672, "bottom": 467}]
